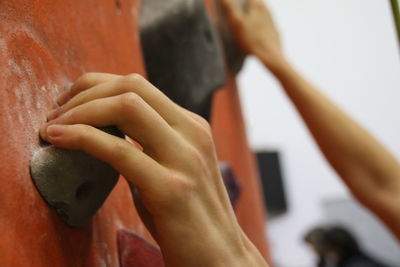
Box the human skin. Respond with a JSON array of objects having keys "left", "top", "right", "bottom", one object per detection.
[
  {"left": 221, "top": 0, "right": 400, "bottom": 239},
  {"left": 41, "top": 73, "right": 269, "bottom": 267}
]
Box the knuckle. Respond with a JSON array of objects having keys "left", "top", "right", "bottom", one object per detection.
[
  {"left": 190, "top": 145, "right": 210, "bottom": 168},
  {"left": 124, "top": 73, "right": 145, "bottom": 85},
  {"left": 75, "top": 73, "right": 98, "bottom": 87},
  {"left": 194, "top": 126, "right": 214, "bottom": 152},
  {"left": 178, "top": 144, "right": 210, "bottom": 176},
  {"left": 181, "top": 113, "right": 214, "bottom": 152},
  {"left": 110, "top": 140, "right": 132, "bottom": 162},
  {"left": 118, "top": 92, "right": 143, "bottom": 113},
  {"left": 193, "top": 114, "right": 212, "bottom": 132}
]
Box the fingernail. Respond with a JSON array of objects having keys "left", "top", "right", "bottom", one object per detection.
[
  {"left": 47, "top": 125, "right": 65, "bottom": 138},
  {"left": 56, "top": 83, "right": 73, "bottom": 106},
  {"left": 39, "top": 123, "right": 49, "bottom": 140},
  {"left": 56, "top": 92, "right": 69, "bottom": 106},
  {"left": 47, "top": 108, "right": 61, "bottom": 121}
]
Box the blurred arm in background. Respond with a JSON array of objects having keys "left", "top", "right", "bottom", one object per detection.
[{"left": 221, "top": 0, "right": 400, "bottom": 239}]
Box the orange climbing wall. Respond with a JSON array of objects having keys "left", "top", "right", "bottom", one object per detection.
[
  {"left": 0, "top": 0, "right": 152, "bottom": 266},
  {"left": 0, "top": 0, "right": 271, "bottom": 265}
]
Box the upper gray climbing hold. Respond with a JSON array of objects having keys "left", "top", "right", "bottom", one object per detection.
[
  {"left": 214, "top": 0, "right": 248, "bottom": 73},
  {"left": 140, "top": 0, "right": 226, "bottom": 120}
]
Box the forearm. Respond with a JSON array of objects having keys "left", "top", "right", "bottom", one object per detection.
[
  {"left": 264, "top": 56, "right": 400, "bottom": 211},
  {"left": 220, "top": 0, "right": 400, "bottom": 241}
]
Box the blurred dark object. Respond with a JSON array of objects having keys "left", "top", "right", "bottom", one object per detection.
[
  {"left": 219, "top": 162, "right": 241, "bottom": 209},
  {"left": 256, "top": 151, "right": 288, "bottom": 216},
  {"left": 391, "top": 0, "right": 400, "bottom": 46},
  {"left": 304, "top": 225, "right": 390, "bottom": 267},
  {"left": 213, "top": 0, "right": 247, "bottom": 73},
  {"left": 140, "top": 0, "right": 225, "bottom": 120}
]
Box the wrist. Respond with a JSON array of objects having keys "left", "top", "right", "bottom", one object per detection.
[
  {"left": 259, "top": 52, "right": 300, "bottom": 89},
  {"left": 259, "top": 51, "right": 289, "bottom": 76},
  {"left": 237, "top": 232, "right": 270, "bottom": 267},
  {"left": 157, "top": 216, "right": 267, "bottom": 267},
  {"left": 204, "top": 230, "right": 268, "bottom": 267}
]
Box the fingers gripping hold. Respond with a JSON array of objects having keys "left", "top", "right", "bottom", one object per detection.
[
  {"left": 57, "top": 73, "right": 121, "bottom": 105},
  {"left": 46, "top": 124, "right": 164, "bottom": 190},
  {"left": 50, "top": 73, "right": 184, "bottom": 126}
]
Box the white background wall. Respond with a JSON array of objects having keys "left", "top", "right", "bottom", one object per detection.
[{"left": 237, "top": 0, "right": 400, "bottom": 266}]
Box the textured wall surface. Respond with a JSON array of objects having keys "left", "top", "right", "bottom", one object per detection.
[
  {"left": 0, "top": 0, "right": 152, "bottom": 266},
  {"left": 0, "top": 0, "right": 270, "bottom": 265}
]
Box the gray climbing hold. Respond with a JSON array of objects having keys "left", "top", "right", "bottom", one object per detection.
[
  {"left": 140, "top": 0, "right": 226, "bottom": 120},
  {"left": 30, "top": 126, "right": 124, "bottom": 227},
  {"left": 214, "top": 0, "right": 248, "bottom": 73}
]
